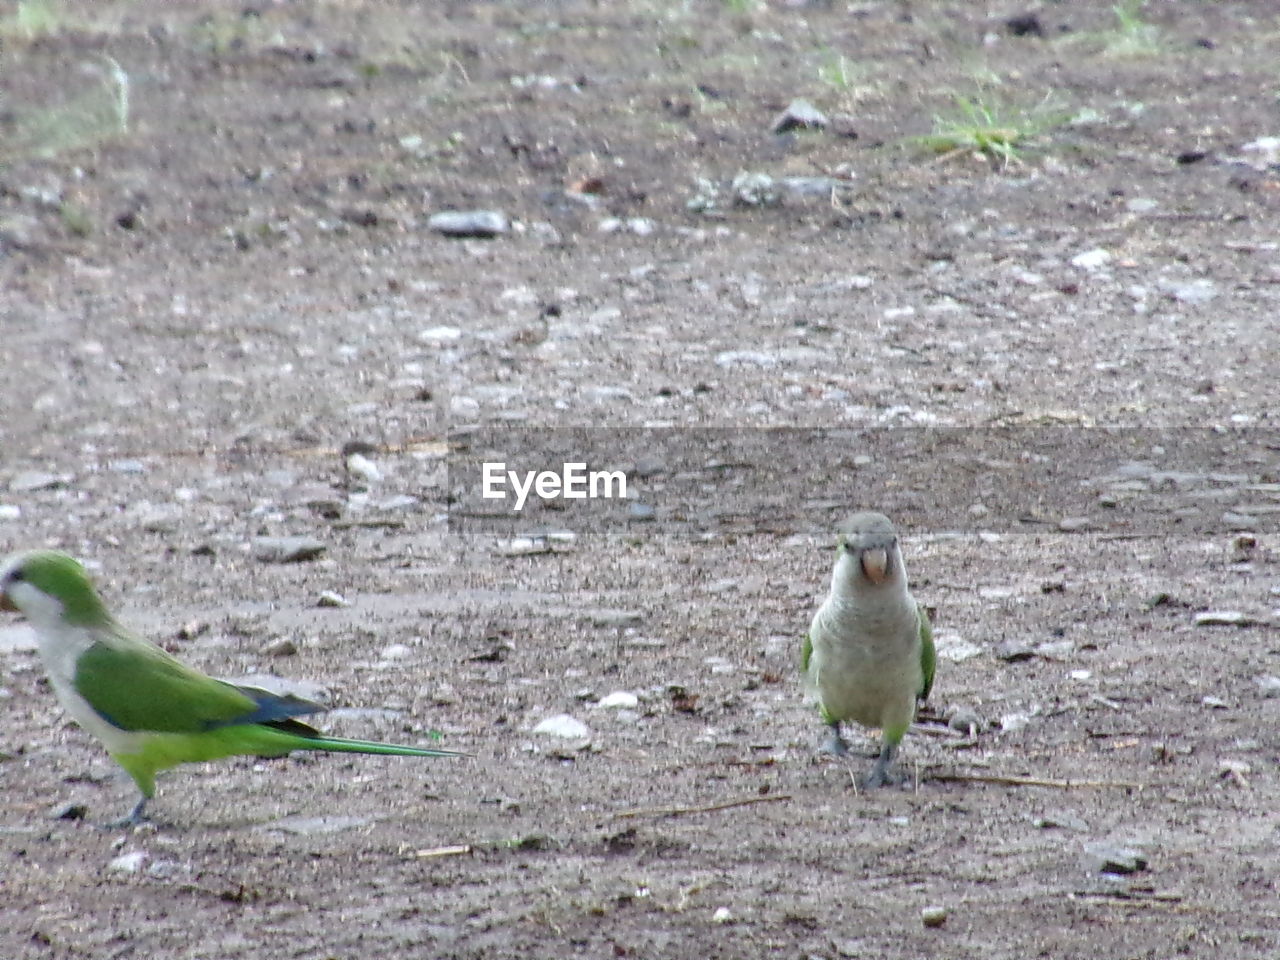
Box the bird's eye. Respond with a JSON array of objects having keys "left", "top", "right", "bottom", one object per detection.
[{"left": 5, "top": 569, "right": 23, "bottom": 583}]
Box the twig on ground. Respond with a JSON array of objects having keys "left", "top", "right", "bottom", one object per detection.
[
  {"left": 613, "top": 794, "right": 791, "bottom": 820},
  {"left": 929, "top": 771, "right": 1145, "bottom": 789}
]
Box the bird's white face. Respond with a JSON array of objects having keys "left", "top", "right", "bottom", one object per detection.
[
  {"left": 0, "top": 554, "right": 71, "bottom": 630},
  {"left": 833, "top": 513, "right": 905, "bottom": 590},
  {"left": 0, "top": 576, "right": 66, "bottom": 629},
  {"left": 836, "top": 540, "right": 901, "bottom": 588}
]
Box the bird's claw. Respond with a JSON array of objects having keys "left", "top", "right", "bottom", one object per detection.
[
  {"left": 101, "top": 798, "right": 150, "bottom": 830},
  {"left": 817, "top": 732, "right": 850, "bottom": 757}
]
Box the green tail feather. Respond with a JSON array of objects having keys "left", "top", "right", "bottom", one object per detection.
[{"left": 298, "top": 736, "right": 469, "bottom": 758}]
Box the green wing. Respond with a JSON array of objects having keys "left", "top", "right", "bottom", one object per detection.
[
  {"left": 74, "top": 633, "right": 303, "bottom": 734},
  {"left": 800, "top": 632, "right": 813, "bottom": 674},
  {"left": 917, "top": 602, "right": 936, "bottom": 702}
]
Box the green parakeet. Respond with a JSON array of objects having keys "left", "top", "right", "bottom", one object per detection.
[
  {"left": 0, "top": 550, "right": 466, "bottom": 825},
  {"left": 801, "top": 513, "right": 935, "bottom": 788}
]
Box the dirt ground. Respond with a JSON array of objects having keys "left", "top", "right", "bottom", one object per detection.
[{"left": 2, "top": 1, "right": 1278, "bottom": 957}]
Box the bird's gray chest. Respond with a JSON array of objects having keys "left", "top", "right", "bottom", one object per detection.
[{"left": 810, "top": 600, "right": 919, "bottom": 726}]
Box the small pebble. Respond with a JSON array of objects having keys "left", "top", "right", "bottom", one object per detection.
[
  {"left": 107, "top": 851, "right": 148, "bottom": 874},
  {"left": 9, "top": 470, "right": 72, "bottom": 493},
  {"left": 597, "top": 691, "right": 639, "bottom": 710},
  {"left": 946, "top": 706, "right": 983, "bottom": 735},
  {"left": 317, "top": 591, "right": 349, "bottom": 608},
  {"left": 427, "top": 210, "right": 508, "bottom": 238},
  {"left": 628, "top": 502, "right": 656, "bottom": 521},
  {"left": 49, "top": 801, "right": 88, "bottom": 821},
  {"left": 261, "top": 638, "right": 298, "bottom": 657},
  {"left": 711, "top": 906, "right": 734, "bottom": 924},
  {"left": 345, "top": 453, "right": 382, "bottom": 485},
  {"left": 921, "top": 905, "right": 947, "bottom": 928},
  {"left": 533, "top": 714, "right": 591, "bottom": 739},
  {"left": 1219, "top": 759, "right": 1251, "bottom": 778},
  {"left": 588, "top": 609, "right": 643, "bottom": 628},
  {"left": 1194, "top": 611, "right": 1252, "bottom": 627},
  {"left": 771, "top": 98, "right": 828, "bottom": 134},
  {"left": 1255, "top": 675, "right": 1280, "bottom": 698},
  {"left": 1085, "top": 843, "right": 1148, "bottom": 876},
  {"left": 252, "top": 536, "right": 327, "bottom": 564},
  {"left": 995, "top": 640, "right": 1036, "bottom": 662},
  {"left": 1033, "top": 811, "right": 1089, "bottom": 832},
  {"left": 1070, "top": 248, "right": 1112, "bottom": 270}
]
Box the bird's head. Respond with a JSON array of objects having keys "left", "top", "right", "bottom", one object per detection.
[
  {"left": 0, "top": 550, "right": 109, "bottom": 628},
  {"left": 834, "top": 512, "right": 904, "bottom": 588}
]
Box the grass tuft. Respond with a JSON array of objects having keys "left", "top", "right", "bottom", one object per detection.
[{"left": 916, "top": 92, "right": 1070, "bottom": 168}]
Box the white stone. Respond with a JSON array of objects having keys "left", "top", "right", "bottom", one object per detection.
[
  {"left": 597, "top": 691, "right": 639, "bottom": 709},
  {"left": 533, "top": 714, "right": 591, "bottom": 739}
]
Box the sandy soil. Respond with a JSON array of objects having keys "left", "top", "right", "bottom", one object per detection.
[{"left": 1, "top": 2, "right": 1278, "bottom": 957}]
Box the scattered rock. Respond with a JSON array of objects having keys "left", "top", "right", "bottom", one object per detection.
[
  {"left": 260, "top": 638, "right": 298, "bottom": 657},
  {"left": 500, "top": 537, "right": 555, "bottom": 557},
  {"left": 380, "top": 643, "right": 413, "bottom": 661},
  {"left": 0, "top": 504, "right": 21, "bottom": 520},
  {"left": 596, "top": 691, "right": 639, "bottom": 710},
  {"left": 1219, "top": 758, "right": 1251, "bottom": 779},
  {"left": 427, "top": 210, "right": 508, "bottom": 238},
  {"left": 1255, "top": 675, "right": 1280, "bottom": 698},
  {"left": 780, "top": 176, "right": 845, "bottom": 200},
  {"left": 1221, "top": 511, "right": 1257, "bottom": 532},
  {"left": 1057, "top": 516, "right": 1092, "bottom": 532},
  {"left": 731, "top": 171, "right": 780, "bottom": 207},
  {"left": 1033, "top": 811, "right": 1089, "bottom": 831},
  {"left": 586, "top": 609, "right": 643, "bottom": 628},
  {"left": 107, "top": 851, "right": 148, "bottom": 874},
  {"left": 345, "top": 452, "right": 382, "bottom": 485},
  {"left": 317, "top": 591, "right": 349, "bottom": 608},
  {"left": 1004, "top": 12, "right": 1044, "bottom": 37},
  {"left": 771, "top": 98, "right": 828, "bottom": 134},
  {"left": 1070, "top": 248, "right": 1112, "bottom": 270},
  {"left": 1085, "top": 843, "right": 1148, "bottom": 876},
  {"left": 946, "top": 706, "right": 983, "bottom": 735},
  {"left": 934, "top": 633, "right": 981, "bottom": 663},
  {"left": 9, "top": 470, "right": 73, "bottom": 493},
  {"left": 711, "top": 906, "right": 734, "bottom": 924},
  {"left": 252, "top": 536, "right": 327, "bottom": 563},
  {"left": 419, "top": 325, "right": 463, "bottom": 343},
  {"left": 628, "top": 502, "right": 656, "bottom": 521},
  {"left": 1239, "top": 135, "right": 1280, "bottom": 170},
  {"left": 715, "top": 350, "right": 777, "bottom": 368},
  {"left": 1158, "top": 277, "right": 1218, "bottom": 305},
  {"left": 995, "top": 639, "right": 1036, "bottom": 662},
  {"left": 1201, "top": 695, "right": 1228, "bottom": 709},
  {"left": 1194, "top": 610, "right": 1253, "bottom": 627},
  {"left": 533, "top": 714, "right": 591, "bottom": 739},
  {"left": 49, "top": 801, "right": 89, "bottom": 821},
  {"left": 920, "top": 905, "right": 947, "bottom": 928}
]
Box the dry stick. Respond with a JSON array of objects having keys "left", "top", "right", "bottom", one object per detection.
[
  {"left": 929, "top": 771, "right": 1144, "bottom": 789},
  {"left": 614, "top": 794, "right": 791, "bottom": 820},
  {"left": 405, "top": 844, "right": 473, "bottom": 859}
]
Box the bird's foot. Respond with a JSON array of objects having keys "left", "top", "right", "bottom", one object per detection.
[
  {"left": 101, "top": 797, "right": 151, "bottom": 830},
  {"left": 817, "top": 730, "right": 850, "bottom": 757},
  {"left": 859, "top": 749, "right": 907, "bottom": 790}
]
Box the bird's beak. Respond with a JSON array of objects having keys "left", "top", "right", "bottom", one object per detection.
[
  {"left": 860, "top": 547, "right": 889, "bottom": 585},
  {"left": 0, "top": 592, "right": 15, "bottom": 613}
]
